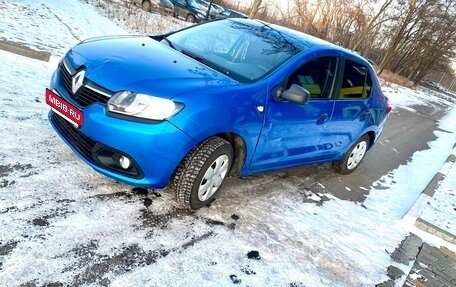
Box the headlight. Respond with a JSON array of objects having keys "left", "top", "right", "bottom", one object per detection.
[{"left": 107, "top": 91, "right": 183, "bottom": 121}]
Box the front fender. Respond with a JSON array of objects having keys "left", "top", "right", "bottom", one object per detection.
[{"left": 170, "top": 84, "right": 267, "bottom": 170}]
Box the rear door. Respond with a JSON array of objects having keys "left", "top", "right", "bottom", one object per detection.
[{"left": 319, "top": 58, "right": 375, "bottom": 158}]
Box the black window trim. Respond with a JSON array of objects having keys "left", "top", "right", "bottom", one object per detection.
[
  {"left": 283, "top": 55, "right": 341, "bottom": 101},
  {"left": 335, "top": 57, "right": 372, "bottom": 101}
]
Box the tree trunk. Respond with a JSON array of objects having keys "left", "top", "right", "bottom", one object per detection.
[{"left": 249, "top": 0, "right": 262, "bottom": 19}]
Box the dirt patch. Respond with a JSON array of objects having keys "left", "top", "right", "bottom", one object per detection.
[
  {"left": 0, "top": 163, "right": 33, "bottom": 177},
  {"left": 69, "top": 243, "right": 169, "bottom": 286},
  {"left": 61, "top": 231, "right": 214, "bottom": 286},
  {"left": 0, "top": 179, "right": 15, "bottom": 188},
  {"left": 138, "top": 208, "right": 192, "bottom": 230},
  {"left": 246, "top": 250, "right": 261, "bottom": 260},
  {"left": 0, "top": 240, "right": 18, "bottom": 256}
]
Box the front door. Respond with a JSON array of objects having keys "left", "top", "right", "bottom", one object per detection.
[{"left": 250, "top": 56, "right": 338, "bottom": 172}]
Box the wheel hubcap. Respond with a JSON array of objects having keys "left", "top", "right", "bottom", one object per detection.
[
  {"left": 142, "top": 1, "right": 150, "bottom": 11},
  {"left": 198, "top": 155, "right": 229, "bottom": 201},
  {"left": 347, "top": 141, "right": 367, "bottom": 170}
]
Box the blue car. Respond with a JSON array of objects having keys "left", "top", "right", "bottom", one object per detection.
[{"left": 46, "top": 19, "right": 390, "bottom": 209}]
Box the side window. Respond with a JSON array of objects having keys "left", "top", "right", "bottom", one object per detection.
[
  {"left": 287, "top": 56, "right": 337, "bottom": 99},
  {"left": 338, "top": 59, "right": 372, "bottom": 99}
]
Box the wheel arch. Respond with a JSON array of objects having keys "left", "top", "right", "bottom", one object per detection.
[
  {"left": 172, "top": 132, "right": 247, "bottom": 181},
  {"left": 215, "top": 132, "right": 247, "bottom": 176},
  {"left": 366, "top": 130, "right": 376, "bottom": 149}
]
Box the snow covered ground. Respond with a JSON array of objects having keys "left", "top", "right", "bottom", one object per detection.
[{"left": 0, "top": 0, "right": 455, "bottom": 286}]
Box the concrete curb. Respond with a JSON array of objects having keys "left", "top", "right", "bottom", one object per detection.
[
  {"left": 415, "top": 150, "right": 456, "bottom": 244},
  {"left": 415, "top": 218, "right": 456, "bottom": 244},
  {"left": 0, "top": 40, "right": 51, "bottom": 62}
]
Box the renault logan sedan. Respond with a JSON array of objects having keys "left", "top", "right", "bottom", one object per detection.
[{"left": 46, "top": 19, "right": 390, "bottom": 210}]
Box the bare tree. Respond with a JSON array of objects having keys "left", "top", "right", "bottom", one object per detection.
[{"left": 350, "top": 0, "right": 394, "bottom": 51}]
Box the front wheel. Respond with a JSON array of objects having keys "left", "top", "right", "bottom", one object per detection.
[
  {"left": 333, "top": 134, "right": 370, "bottom": 174},
  {"left": 173, "top": 137, "right": 233, "bottom": 210},
  {"left": 141, "top": 0, "right": 151, "bottom": 12}
]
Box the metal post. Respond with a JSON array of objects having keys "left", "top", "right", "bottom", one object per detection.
[
  {"left": 438, "top": 73, "right": 445, "bottom": 84},
  {"left": 206, "top": 0, "right": 214, "bottom": 21},
  {"left": 449, "top": 78, "right": 456, "bottom": 92}
]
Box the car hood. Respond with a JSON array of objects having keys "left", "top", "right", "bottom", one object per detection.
[{"left": 65, "top": 36, "right": 238, "bottom": 99}]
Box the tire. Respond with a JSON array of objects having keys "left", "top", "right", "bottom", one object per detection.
[
  {"left": 141, "top": 0, "right": 151, "bottom": 12},
  {"left": 186, "top": 14, "right": 196, "bottom": 22},
  {"left": 334, "top": 134, "right": 370, "bottom": 174},
  {"left": 173, "top": 137, "right": 233, "bottom": 210}
]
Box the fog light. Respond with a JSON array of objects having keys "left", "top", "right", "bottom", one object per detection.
[{"left": 119, "top": 156, "right": 131, "bottom": 170}]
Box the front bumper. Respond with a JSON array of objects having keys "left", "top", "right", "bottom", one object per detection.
[{"left": 49, "top": 105, "right": 194, "bottom": 188}]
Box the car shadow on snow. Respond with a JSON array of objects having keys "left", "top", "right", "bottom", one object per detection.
[{"left": 218, "top": 162, "right": 371, "bottom": 208}]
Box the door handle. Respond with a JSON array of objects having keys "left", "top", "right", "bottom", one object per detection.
[{"left": 317, "top": 113, "right": 329, "bottom": 125}]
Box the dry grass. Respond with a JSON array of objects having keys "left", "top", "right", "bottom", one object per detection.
[
  {"left": 378, "top": 69, "right": 414, "bottom": 88},
  {"left": 88, "top": 0, "right": 189, "bottom": 35}
]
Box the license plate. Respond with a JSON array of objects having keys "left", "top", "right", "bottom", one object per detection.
[{"left": 45, "top": 88, "right": 84, "bottom": 127}]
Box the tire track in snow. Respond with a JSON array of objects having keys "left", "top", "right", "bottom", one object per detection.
[{"left": 42, "top": 4, "right": 82, "bottom": 42}]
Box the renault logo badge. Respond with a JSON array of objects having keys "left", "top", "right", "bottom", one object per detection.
[{"left": 72, "top": 70, "right": 85, "bottom": 94}]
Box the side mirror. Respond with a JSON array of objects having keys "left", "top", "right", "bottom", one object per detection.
[{"left": 274, "top": 84, "right": 310, "bottom": 105}]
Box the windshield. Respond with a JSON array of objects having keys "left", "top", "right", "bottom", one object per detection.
[{"left": 166, "top": 20, "right": 301, "bottom": 83}]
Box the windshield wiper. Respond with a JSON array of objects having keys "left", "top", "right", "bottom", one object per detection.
[
  {"left": 181, "top": 49, "right": 230, "bottom": 76},
  {"left": 162, "top": 37, "right": 176, "bottom": 50}
]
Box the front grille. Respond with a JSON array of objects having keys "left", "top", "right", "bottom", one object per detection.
[
  {"left": 59, "top": 63, "right": 112, "bottom": 107},
  {"left": 50, "top": 111, "right": 96, "bottom": 162},
  {"left": 50, "top": 112, "right": 143, "bottom": 178}
]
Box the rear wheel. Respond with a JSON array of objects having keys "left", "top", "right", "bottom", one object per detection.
[
  {"left": 186, "top": 14, "right": 196, "bottom": 22},
  {"left": 334, "top": 134, "right": 370, "bottom": 174},
  {"left": 141, "top": 0, "right": 151, "bottom": 12},
  {"left": 173, "top": 137, "right": 233, "bottom": 210}
]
